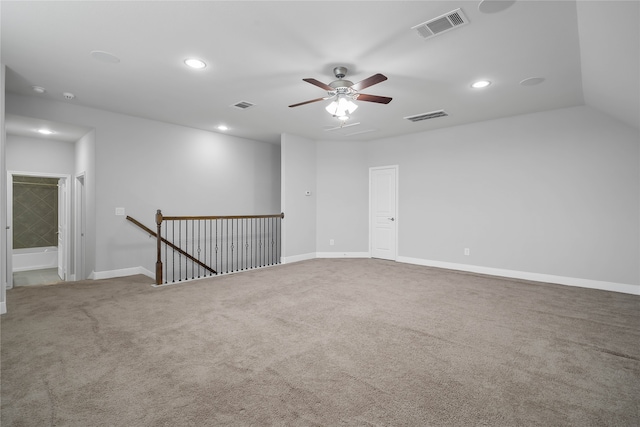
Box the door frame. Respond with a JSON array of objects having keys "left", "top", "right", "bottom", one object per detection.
[
  {"left": 74, "top": 172, "right": 86, "bottom": 281},
  {"left": 369, "top": 165, "right": 399, "bottom": 261},
  {"left": 7, "top": 171, "right": 72, "bottom": 287}
]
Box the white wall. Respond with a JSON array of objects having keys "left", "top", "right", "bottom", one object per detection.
[
  {"left": 282, "top": 105, "right": 639, "bottom": 292},
  {"left": 1, "top": 64, "right": 7, "bottom": 314},
  {"left": 6, "top": 94, "right": 281, "bottom": 277},
  {"left": 6, "top": 130, "right": 97, "bottom": 280},
  {"left": 5, "top": 93, "right": 638, "bottom": 295},
  {"left": 6, "top": 134, "right": 77, "bottom": 277},
  {"left": 365, "top": 106, "right": 638, "bottom": 288},
  {"left": 306, "top": 107, "right": 640, "bottom": 293},
  {"left": 6, "top": 134, "right": 75, "bottom": 173},
  {"left": 75, "top": 130, "right": 96, "bottom": 278},
  {"left": 577, "top": 1, "right": 640, "bottom": 130},
  {"left": 281, "top": 133, "right": 316, "bottom": 261},
  {"left": 3, "top": 130, "right": 97, "bottom": 281},
  {"left": 315, "top": 140, "right": 369, "bottom": 254}
]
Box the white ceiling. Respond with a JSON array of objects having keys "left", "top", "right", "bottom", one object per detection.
[
  {"left": 2, "top": 1, "right": 638, "bottom": 144},
  {"left": 4, "top": 114, "right": 93, "bottom": 143}
]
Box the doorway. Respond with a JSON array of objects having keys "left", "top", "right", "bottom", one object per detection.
[
  {"left": 7, "top": 172, "right": 71, "bottom": 287},
  {"left": 370, "top": 165, "right": 398, "bottom": 260}
]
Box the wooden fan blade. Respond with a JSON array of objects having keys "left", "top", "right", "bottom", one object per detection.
[
  {"left": 303, "top": 78, "right": 333, "bottom": 91},
  {"left": 356, "top": 93, "right": 392, "bottom": 104},
  {"left": 288, "top": 97, "right": 326, "bottom": 108},
  {"left": 350, "top": 73, "right": 387, "bottom": 91}
]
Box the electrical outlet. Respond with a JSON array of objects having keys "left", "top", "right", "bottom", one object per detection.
[
  {"left": 115, "top": 207, "right": 125, "bottom": 216},
  {"left": 330, "top": 239, "right": 335, "bottom": 246},
  {"left": 464, "top": 248, "right": 470, "bottom": 256}
]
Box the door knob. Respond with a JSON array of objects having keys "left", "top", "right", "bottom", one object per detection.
[{"left": 389, "top": 217, "right": 395, "bottom": 221}]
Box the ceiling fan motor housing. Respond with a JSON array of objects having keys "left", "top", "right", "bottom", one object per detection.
[
  {"left": 329, "top": 67, "right": 355, "bottom": 96},
  {"left": 333, "top": 66, "right": 348, "bottom": 79},
  {"left": 329, "top": 80, "right": 355, "bottom": 91}
]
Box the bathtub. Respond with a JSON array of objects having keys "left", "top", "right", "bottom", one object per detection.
[{"left": 13, "top": 246, "right": 58, "bottom": 272}]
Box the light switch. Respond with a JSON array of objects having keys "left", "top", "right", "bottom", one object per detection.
[{"left": 115, "top": 207, "right": 125, "bottom": 216}]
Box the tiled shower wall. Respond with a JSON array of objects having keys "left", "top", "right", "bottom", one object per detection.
[{"left": 13, "top": 176, "right": 59, "bottom": 249}]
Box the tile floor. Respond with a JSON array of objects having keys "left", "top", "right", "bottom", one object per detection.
[{"left": 13, "top": 268, "right": 64, "bottom": 286}]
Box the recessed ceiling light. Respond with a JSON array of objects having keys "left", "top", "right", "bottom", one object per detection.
[
  {"left": 520, "top": 77, "right": 545, "bottom": 86},
  {"left": 217, "top": 125, "right": 229, "bottom": 131},
  {"left": 90, "top": 50, "right": 121, "bottom": 64},
  {"left": 478, "top": 0, "right": 516, "bottom": 14},
  {"left": 37, "top": 129, "right": 55, "bottom": 135},
  {"left": 32, "top": 86, "right": 46, "bottom": 94},
  {"left": 185, "top": 58, "right": 206, "bottom": 69},
  {"left": 471, "top": 80, "right": 492, "bottom": 89}
]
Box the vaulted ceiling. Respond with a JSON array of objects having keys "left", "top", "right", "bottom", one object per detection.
[{"left": 2, "top": 1, "right": 638, "bottom": 144}]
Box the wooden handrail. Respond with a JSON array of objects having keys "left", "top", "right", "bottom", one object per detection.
[
  {"left": 161, "top": 213, "right": 284, "bottom": 221},
  {"left": 126, "top": 215, "right": 217, "bottom": 283}
]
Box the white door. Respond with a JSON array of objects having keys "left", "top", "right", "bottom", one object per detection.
[
  {"left": 370, "top": 166, "right": 397, "bottom": 260},
  {"left": 57, "top": 178, "right": 67, "bottom": 280}
]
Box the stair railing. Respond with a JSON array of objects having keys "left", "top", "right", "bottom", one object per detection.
[{"left": 129, "top": 210, "right": 284, "bottom": 285}]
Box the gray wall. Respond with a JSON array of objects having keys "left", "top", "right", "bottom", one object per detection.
[
  {"left": 281, "top": 133, "right": 316, "bottom": 260},
  {"left": 282, "top": 105, "right": 639, "bottom": 288},
  {"left": 5, "top": 95, "right": 638, "bottom": 291},
  {"left": 1, "top": 64, "right": 6, "bottom": 313},
  {"left": 6, "top": 93, "right": 281, "bottom": 276},
  {"left": 577, "top": 1, "right": 639, "bottom": 130},
  {"left": 5, "top": 131, "right": 96, "bottom": 279},
  {"left": 315, "top": 140, "right": 368, "bottom": 254},
  {"left": 6, "top": 134, "right": 75, "bottom": 254},
  {"left": 75, "top": 130, "right": 96, "bottom": 278},
  {"left": 6, "top": 134, "right": 75, "bottom": 173},
  {"left": 367, "top": 106, "right": 638, "bottom": 285}
]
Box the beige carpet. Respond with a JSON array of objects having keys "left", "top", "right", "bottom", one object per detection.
[{"left": 1, "top": 259, "right": 639, "bottom": 426}]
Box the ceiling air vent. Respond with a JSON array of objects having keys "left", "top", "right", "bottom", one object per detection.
[
  {"left": 324, "top": 122, "right": 361, "bottom": 132},
  {"left": 412, "top": 8, "right": 469, "bottom": 39},
  {"left": 404, "top": 110, "right": 449, "bottom": 122},
  {"left": 345, "top": 129, "right": 377, "bottom": 137},
  {"left": 231, "top": 101, "right": 255, "bottom": 110}
]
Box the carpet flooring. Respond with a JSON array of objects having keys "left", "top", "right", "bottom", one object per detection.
[{"left": 1, "top": 259, "right": 639, "bottom": 426}]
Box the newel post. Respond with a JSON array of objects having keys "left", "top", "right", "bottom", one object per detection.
[{"left": 155, "top": 209, "right": 163, "bottom": 285}]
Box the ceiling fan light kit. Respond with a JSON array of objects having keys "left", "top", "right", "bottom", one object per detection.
[
  {"left": 289, "top": 66, "right": 392, "bottom": 122},
  {"left": 325, "top": 95, "right": 358, "bottom": 118}
]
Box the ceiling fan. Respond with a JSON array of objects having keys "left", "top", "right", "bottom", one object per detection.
[{"left": 289, "top": 66, "right": 392, "bottom": 120}]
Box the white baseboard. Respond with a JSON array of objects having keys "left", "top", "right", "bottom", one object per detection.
[
  {"left": 12, "top": 263, "right": 57, "bottom": 272},
  {"left": 316, "top": 252, "right": 371, "bottom": 259},
  {"left": 282, "top": 252, "right": 371, "bottom": 264},
  {"left": 0, "top": 301, "right": 6, "bottom": 315},
  {"left": 281, "top": 253, "right": 316, "bottom": 264},
  {"left": 83, "top": 259, "right": 638, "bottom": 295},
  {"left": 89, "top": 266, "right": 155, "bottom": 281},
  {"left": 397, "top": 256, "right": 639, "bottom": 296}
]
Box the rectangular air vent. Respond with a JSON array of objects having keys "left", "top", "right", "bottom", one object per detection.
[
  {"left": 411, "top": 8, "right": 469, "bottom": 39},
  {"left": 231, "top": 101, "right": 255, "bottom": 110},
  {"left": 404, "top": 110, "right": 449, "bottom": 122},
  {"left": 324, "top": 122, "right": 361, "bottom": 132},
  {"left": 345, "top": 129, "right": 377, "bottom": 137}
]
